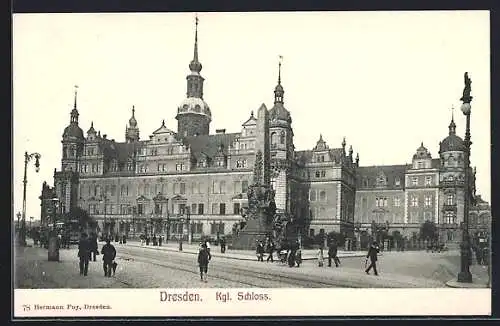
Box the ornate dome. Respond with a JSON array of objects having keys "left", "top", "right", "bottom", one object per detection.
[
  {"left": 177, "top": 97, "right": 212, "bottom": 121},
  {"left": 413, "top": 142, "right": 432, "bottom": 159},
  {"left": 439, "top": 118, "right": 465, "bottom": 153},
  {"left": 63, "top": 123, "right": 84, "bottom": 140},
  {"left": 269, "top": 103, "right": 291, "bottom": 123},
  {"left": 440, "top": 134, "right": 465, "bottom": 153}
]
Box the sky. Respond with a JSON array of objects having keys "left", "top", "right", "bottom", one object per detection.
[{"left": 13, "top": 11, "right": 490, "bottom": 221}]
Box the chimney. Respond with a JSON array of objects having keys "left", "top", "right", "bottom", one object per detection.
[{"left": 216, "top": 129, "right": 226, "bottom": 134}]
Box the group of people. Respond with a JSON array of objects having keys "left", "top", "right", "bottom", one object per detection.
[
  {"left": 317, "top": 240, "right": 341, "bottom": 267},
  {"left": 255, "top": 238, "right": 302, "bottom": 267},
  {"left": 77, "top": 233, "right": 117, "bottom": 277},
  {"left": 140, "top": 234, "right": 163, "bottom": 246}
]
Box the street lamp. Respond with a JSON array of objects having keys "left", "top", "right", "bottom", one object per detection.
[
  {"left": 16, "top": 212, "right": 21, "bottom": 233},
  {"left": 29, "top": 216, "right": 34, "bottom": 235},
  {"left": 20, "top": 151, "right": 41, "bottom": 246},
  {"left": 48, "top": 197, "right": 60, "bottom": 261},
  {"left": 458, "top": 72, "right": 473, "bottom": 283}
]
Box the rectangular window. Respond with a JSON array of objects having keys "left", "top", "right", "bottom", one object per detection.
[
  {"left": 234, "top": 181, "right": 241, "bottom": 194},
  {"left": 219, "top": 223, "right": 225, "bottom": 234},
  {"left": 111, "top": 185, "right": 116, "bottom": 196},
  {"left": 212, "top": 181, "right": 219, "bottom": 194},
  {"left": 425, "top": 196, "right": 432, "bottom": 207},
  {"left": 242, "top": 180, "right": 248, "bottom": 193},
  {"left": 412, "top": 177, "right": 418, "bottom": 186},
  {"left": 191, "top": 203, "right": 197, "bottom": 214},
  {"left": 310, "top": 190, "right": 316, "bottom": 201},
  {"left": 105, "top": 185, "right": 110, "bottom": 195},
  {"left": 137, "top": 204, "right": 144, "bottom": 215},
  {"left": 212, "top": 203, "right": 218, "bottom": 214},
  {"left": 395, "top": 177, "right": 401, "bottom": 187},
  {"left": 446, "top": 194, "right": 454, "bottom": 205},
  {"left": 211, "top": 223, "right": 217, "bottom": 234},
  {"left": 154, "top": 204, "right": 162, "bottom": 215},
  {"left": 220, "top": 203, "right": 226, "bottom": 215},
  {"left": 394, "top": 197, "right": 401, "bottom": 207},
  {"left": 180, "top": 183, "right": 186, "bottom": 195},
  {"left": 173, "top": 183, "right": 178, "bottom": 194},
  {"left": 425, "top": 176, "right": 432, "bottom": 186},
  {"left": 321, "top": 170, "right": 326, "bottom": 177},
  {"left": 220, "top": 181, "right": 226, "bottom": 194},
  {"left": 198, "top": 203, "right": 204, "bottom": 215},
  {"left": 144, "top": 184, "right": 150, "bottom": 195},
  {"left": 411, "top": 197, "right": 418, "bottom": 207},
  {"left": 233, "top": 203, "right": 241, "bottom": 215}
]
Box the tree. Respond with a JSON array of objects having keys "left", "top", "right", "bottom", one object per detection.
[{"left": 420, "top": 220, "right": 437, "bottom": 241}]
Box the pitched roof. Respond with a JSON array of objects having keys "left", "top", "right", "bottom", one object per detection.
[
  {"left": 294, "top": 148, "right": 344, "bottom": 165},
  {"left": 183, "top": 132, "right": 240, "bottom": 160},
  {"left": 356, "top": 164, "right": 408, "bottom": 189}
]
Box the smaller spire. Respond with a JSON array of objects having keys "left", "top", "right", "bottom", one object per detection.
[
  {"left": 278, "top": 55, "right": 283, "bottom": 85},
  {"left": 349, "top": 145, "right": 353, "bottom": 156},
  {"left": 319, "top": 134, "right": 323, "bottom": 142},
  {"left": 449, "top": 106, "right": 456, "bottom": 135},
  {"left": 251, "top": 110, "right": 254, "bottom": 118},
  {"left": 73, "top": 85, "right": 78, "bottom": 109},
  {"left": 162, "top": 119, "right": 165, "bottom": 127},
  {"left": 342, "top": 137, "right": 346, "bottom": 148}
]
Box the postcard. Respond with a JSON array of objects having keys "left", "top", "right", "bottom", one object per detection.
[{"left": 12, "top": 11, "right": 491, "bottom": 318}]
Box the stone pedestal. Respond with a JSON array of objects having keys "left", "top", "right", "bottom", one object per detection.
[
  {"left": 231, "top": 213, "right": 272, "bottom": 250},
  {"left": 47, "top": 236, "right": 59, "bottom": 261}
]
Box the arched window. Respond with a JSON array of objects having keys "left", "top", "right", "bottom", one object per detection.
[
  {"left": 280, "top": 131, "right": 285, "bottom": 144},
  {"left": 319, "top": 190, "right": 326, "bottom": 201},
  {"left": 271, "top": 132, "right": 278, "bottom": 145}
]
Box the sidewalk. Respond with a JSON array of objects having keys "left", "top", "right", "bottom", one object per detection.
[
  {"left": 445, "top": 264, "right": 490, "bottom": 288},
  {"left": 14, "top": 242, "right": 130, "bottom": 289},
  {"left": 116, "top": 240, "right": 367, "bottom": 261}
]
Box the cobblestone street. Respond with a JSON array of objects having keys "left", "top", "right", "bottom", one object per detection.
[{"left": 14, "top": 239, "right": 490, "bottom": 289}]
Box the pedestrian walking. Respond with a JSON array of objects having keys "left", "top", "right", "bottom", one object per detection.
[
  {"left": 158, "top": 235, "right": 163, "bottom": 246},
  {"left": 198, "top": 243, "right": 211, "bottom": 282},
  {"left": 77, "top": 233, "right": 92, "bottom": 276},
  {"left": 317, "top": 247, "right": 324, "bottom": 267},
  {"left": 328, "top": 240, "right": 341, "bottom": 267},
  {"left": 205, "top": 239, "right": 211, "bottom": 254},
  {"left": 256, "top": 241, "right": 265, "bottom": 262},
  {"left": 146, "top": 236, "right": 150, "bottom": 246},
  {"left": 101, "top": 238, "right": 117, "bottom": 277},
  {"left": 266, "top": 240, "right": 275, "bottom": 262},
  {"left": 90, "top": 233, "right": 98, "bottom": 261},
  {"left": 365, "top": 241, "right": 380, "bottom": 276},
  {"left": 220, "top": 237, "right": 226, "bottom": 253}
]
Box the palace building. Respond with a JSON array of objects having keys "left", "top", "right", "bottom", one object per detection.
[{"left": 40, "top": 17, "right": 486, "bottom": 246}]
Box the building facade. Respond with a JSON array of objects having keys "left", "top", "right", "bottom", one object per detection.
[{"left": 41, "top": 18, "right": 483, "bottom": 245}]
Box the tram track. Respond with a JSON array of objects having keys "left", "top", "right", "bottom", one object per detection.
[{"left": 116, "top": 247, "right": 349, "bottom": 288}]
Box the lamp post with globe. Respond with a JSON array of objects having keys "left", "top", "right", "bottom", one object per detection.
[
  {"left": 457, "top": 72, "right": 473, "bottom": 283},
  {"left": 20, "top": 151, "right": 41, "bottom": 246}
]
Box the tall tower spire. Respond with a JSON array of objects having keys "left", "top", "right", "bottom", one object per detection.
[
  {"left": 70, "top": 85, "right": 79, "bottom": 124},
  {"left": 189, "top": 14, "right": 202, "bottom": 74},
  {"left": 274, "top": 55, "right": 284, "bottom": 104},
  {"left": 177, "top": 14, "right": 211, "bottom": 137}
]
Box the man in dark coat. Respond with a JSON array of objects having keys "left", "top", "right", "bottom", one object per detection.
[
  {"left": 220, "top": 237, "right": 226, "bottom": 253},
  {"left": 101, "top": 238, "right": 117, "bottom": 277},
  {"left": 77, "top": 233, "right": 92, "bottom": 276},
  {"left": 328, "top": 240, "right": 340, "bottom": 267},
  {"left": 365, "top": 241, "right": 380, "bottom": 276},
  {"left": 266, "top": 240, "right": 275, "bottom": 262},
  {"left": 256, "top": 241, "right": 265, "bottom": 262},
  {"left": 90, "top": 233, "right": 98, "bottom": 261},
  {"left": 197, "top": 243, "right": 211, "bottom": 282}
]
